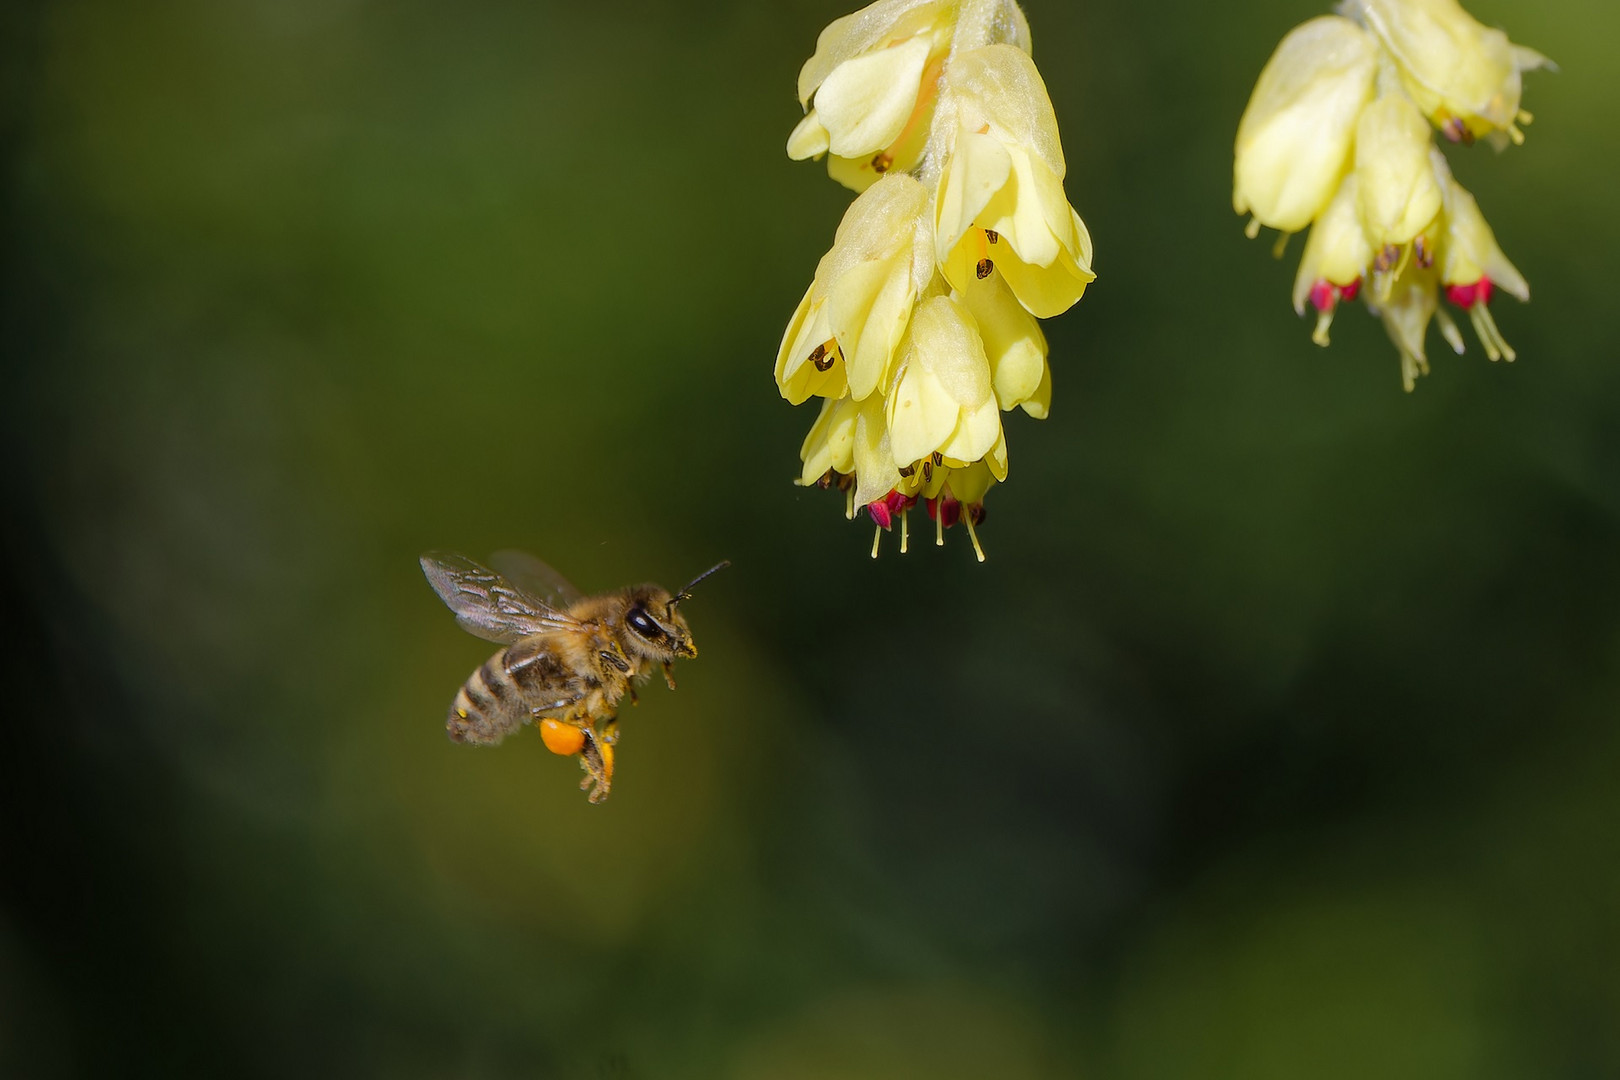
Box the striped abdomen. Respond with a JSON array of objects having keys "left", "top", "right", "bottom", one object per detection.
[
  {"left": 446, "top": 650, "right": 531, "bottom": 745},
  {"left": 445, "top": 635, "right": 599, "bottom": 745}
]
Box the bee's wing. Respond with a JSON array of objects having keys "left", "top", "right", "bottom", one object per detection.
[
  {"left": 487, "top": 549, "right": 584, "bottom": 609},
  {"left": 420, "top": 551, "right": 585, "bottom": 644}
]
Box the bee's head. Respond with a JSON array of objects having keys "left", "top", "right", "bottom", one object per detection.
[
  {"left": 622, "top": 586, "right": 695, "bottom": 661},
  {"left": 620, "top": 561, "right": 729, "bottom": 663}
]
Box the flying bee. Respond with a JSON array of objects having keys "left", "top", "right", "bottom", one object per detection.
[{"left": 420, "top": 550, "right": 729, "bottom": 803}]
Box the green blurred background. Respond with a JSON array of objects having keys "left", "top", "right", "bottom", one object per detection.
[{"left": 3, "top": 0, "right": 1617, "bottom": 1075}]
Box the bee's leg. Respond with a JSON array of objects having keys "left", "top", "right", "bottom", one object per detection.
[
  {"left": 600, "top": 714, "right": 620, "bottom": 746},
  {"left": 577, "top": 725, "right": 614, "bottom": 804},
  {"left": 662, "top": 661, "right": 677, "bottom": 691},
  {"left": 627, "top": 685, "right": 639, "bottom": 707}
]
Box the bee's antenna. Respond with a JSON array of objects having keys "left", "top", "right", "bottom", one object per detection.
[{"left": 668, "top": 560, "right": 731, "bottom": 611}]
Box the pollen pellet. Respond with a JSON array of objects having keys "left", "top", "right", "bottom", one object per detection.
[
  {"left": 539, "top": 718, "right": 586, "bottom": 757},
  {"left": 975, "top": 258, "right": 994, "bottom": 279}
]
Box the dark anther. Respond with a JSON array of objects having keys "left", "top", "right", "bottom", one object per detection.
[
  {"left": 809, "top": 343, "right": 834, "bottom": 371},
  {"left": 984, "top": 229, "right": 999, "bottom": 244},
  {"left": 967, "top": 503, "right": 987, "bottom": 526},
  {"left": 898, "top": 462, "right": 916, "bottom": 477},
  {"left": 1414, "top": 235, "right": 1434, "bottom": 269},
  {"left": 872, "top": 151, "right": 894, "bottom": 174},
  {"left": 931, "top": 451, "right": 943, "bottom": 466},
  {"left": 816, "top": 470, "right": 834, "bottom": 489},
  {"left": 922, "top": 460, "right": 934, "bottom": 483},
  {"left": 1374, "top": 244, "right": 1399, "bottom": 273},
  {"left": 975, "top": 258, "right": 994, "bottom": 279}
]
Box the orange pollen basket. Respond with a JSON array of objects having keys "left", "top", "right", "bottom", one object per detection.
[{"left": 539, "top": 718, "right": 586, "bottom": 756}]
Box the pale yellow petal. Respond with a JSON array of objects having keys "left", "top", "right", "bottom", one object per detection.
[
  {"left": 774, "top": 283, "right": 815, "bottom": 389},
  {"left": 777, "top": 296, "right": 847, "bottom": 405},
  {"left": 909, "top": 295, "right": 992, "bottom": 407},
  {"left": 827, "top": 152, "right": 883, "bottom": 193},
  {"left": 961, "top": 277, "right": 1047, "bottom": 410},
  {"left": 1021, "top": 359, "right": 1051, "bottom": 419},
  {"left": 798, "top": 0, "right": 952, "bottom": 106},
  {"left": 815, "top": 36, "right": 933, "bottom": 157},
  {"left": 1233, "top": 15, "right": 1378, "bottom": 233},
  {"left": 1292, "top": 173, "right": 1372, "bottom": 313},
  {"left": 852, "top": 391, "right": 901, "bottom": 509},
  {"left": 1355, "top": 94, "right": 1443, "bottom": 247},
  {"left": 1439, "top": 174, "right": 1528, "bottom": 300},
  {"left": 938, "top": 394, "right": 1002, "bottom": 464},
  {"left": 935, "top": 130, "right": 1012, "bottom": 261},
  {"left": 947, "top": 461, "right": 995, "bottom": 505},
  {"left": 830, "top": 255, "right": 914, "bottom": 401},
  {"left": 887, "top": 361, "right": 960, "bottom": 467},
  {"left": 944, "top": 44, "right": 1065, "bottom": 176},
  {"left": 984, "top": 428, "right": 1009, "bottom": 481},
  {"left": 787, "top": 110, "right": 830, "bottom": 160},
  {"left": 996, "top": 239, "right": 1094, "bottom": 318},
  {"left": 799, "top": 395, "right": 860, "bottom": 484}
]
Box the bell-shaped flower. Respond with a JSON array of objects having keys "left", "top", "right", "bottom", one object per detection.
[
  {"left": 1345, "top": 0, "right": 1550, "bottom": 146},
  {"left": 1355, "top": 92, "right": 1443, "bottom": 258},
  {"left": 1435, "top": 160, "right": 1527, "bottom": 363},
  {"left": 934, "top": 44, "right": 1095, "bottom": 319},
  {"left": 884, "top": 295, "right": 1003, "bottom": 474},
  {"left": 959, "top": 273, "right": 1050, "bottom": 417},
  {"left": 1233, "top": 16, "right": 1379, "bottom": 235},
  {"left": 1368, "top": 262, "right": 1445, "bottom": 392},
  {"left": 775, "top": 175, "right": 933, "bottom": 405},
  {"left": 1292, "top": 174, "right": 1373, "bottom": 345},
  {"left": 797, "top": 395, "right": 861, "bottom": 487},
  {"left": 788, "top": 0, "right": 960, "bottom": 191}
]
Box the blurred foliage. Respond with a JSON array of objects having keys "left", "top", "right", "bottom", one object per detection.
[{"left": 2, "top": 0, "right": 1618, "bottom": 1076}]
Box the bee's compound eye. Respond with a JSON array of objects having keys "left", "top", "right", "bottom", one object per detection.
[
  {"left": 539, "top": 718, "right": 586, "bottom": 756},
  {"left": 627, "top": 609, "right": 658, "bottom": 637}
]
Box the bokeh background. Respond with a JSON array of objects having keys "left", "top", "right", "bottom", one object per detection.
[{"left": 4, "top": 0, "right": 1618, "bottom": 1075}]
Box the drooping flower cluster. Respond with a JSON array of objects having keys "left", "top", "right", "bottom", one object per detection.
[
  {"left": 777, "top": 0, "right": 1094, "bottom": 559},
  {"left": 1234, "top": 0, "right": 1548, "bottom": 390}
]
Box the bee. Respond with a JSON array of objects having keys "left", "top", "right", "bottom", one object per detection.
[{"left": 420, "top": 550, "right": 729, "bottom": 803}]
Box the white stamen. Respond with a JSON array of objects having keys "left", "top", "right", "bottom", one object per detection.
[{"left": 963, "top": 513, "right": 986, "bottom": 562}]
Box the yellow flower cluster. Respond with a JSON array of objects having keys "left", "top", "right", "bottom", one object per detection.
[
  {"left": 1234, "top": 0, "right": 1549, "bottom": 390},
  {"left": 777, "top": 0, "right": 1094, "bottom": 559}
]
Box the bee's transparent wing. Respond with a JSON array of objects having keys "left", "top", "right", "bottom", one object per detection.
[
  {"left": 487, "top": 549, "right": 583, "bottom": 609},
  {"left": 420, "top": 551, "right": 585, "bottom": 644}
]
